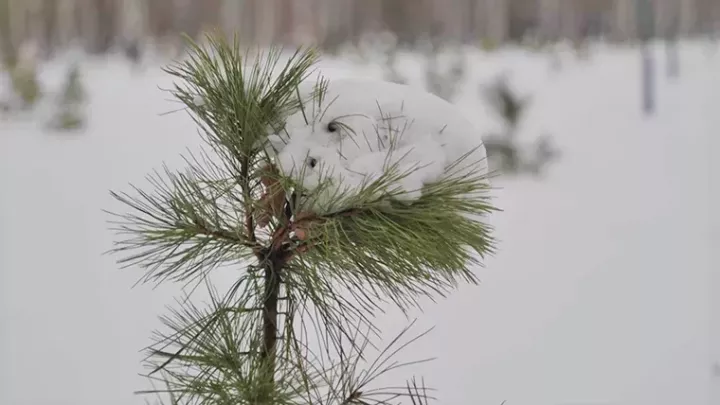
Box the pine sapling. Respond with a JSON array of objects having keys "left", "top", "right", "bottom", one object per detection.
[
  {"left": 107, "top": 33, "right": 497, "bottom": 405},
  {"left": 49, "top": 63, "right": 87, "bottom": 131},
  {"left": 481, "top": 75, "right": 559, "bottom": 177}
]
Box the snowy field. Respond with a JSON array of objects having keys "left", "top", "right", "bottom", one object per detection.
[{"left": 1, "top": 41, "right": 718, "bottom": 405}]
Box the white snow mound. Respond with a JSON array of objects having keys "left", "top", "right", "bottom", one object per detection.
[{"left": 269, "top": 77, "right": 490, "bottom": 209}]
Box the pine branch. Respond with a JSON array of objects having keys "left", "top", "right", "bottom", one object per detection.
[
  {"left": 138, "top": 283, "right": 304, "bottom": 405},
  {"left": 162, "top": 34, "right": 319, "bottom": 166},
  {"left": 287, "top": 161, "right": 497, "bottom": 315},
  {"left": 106, "top": 163, "right": 259, "bottom": 286}
]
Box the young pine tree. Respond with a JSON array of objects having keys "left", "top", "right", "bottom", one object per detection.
[
  {"left": 50, "top": 63, "right": 86, "bottom": 130},
  {"left": 107, "top": 34, "right": 497, "bottom": 405},
  {"left": 481, "top": 76, "right": 559, "bottom": 177}
]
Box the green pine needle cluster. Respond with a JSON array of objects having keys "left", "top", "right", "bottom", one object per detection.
[
  {"left": 291, "top": 170, "right": 496, "bottom": 312},
  {"left": 107, "top": 32, "right": 498, "bottom": 405}
]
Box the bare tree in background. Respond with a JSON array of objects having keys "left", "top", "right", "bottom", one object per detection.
[
  {"left": 197, "top": 0, "right": 222, "bottom": 36},
  {"left": 238, "top": 0, "right": 258, "bottom": 44},
  {"left": 276, "top": 0, "right": 294, "bottom": 44},
  {"left": 89, "top": 0, "right": 118, "bottom": 54},
  {"left": 147, "top": 0, "right": 177, "bottom": 43},
  {"left": 381, "top": 0, "right": 431, "bottom": 47},
  {"left": 40, "top": 0, "right": 58, "bottom": 57},
  {"left": 0, "top": 0, "right": 15, "bottom": 68}
]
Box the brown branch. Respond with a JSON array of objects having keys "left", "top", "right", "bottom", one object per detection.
[{"left": 0, "top": 0, "right": 16, "bottom": 69}]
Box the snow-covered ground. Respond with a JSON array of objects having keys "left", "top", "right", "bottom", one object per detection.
[{"left": 1, "top": 41, "right": 718, "bottom": 405}]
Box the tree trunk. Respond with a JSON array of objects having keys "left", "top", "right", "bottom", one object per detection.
[
  {"left": 89, "top": 0, "right": 117, "bottom": 53},
  {"left": 258, "top": 246, "right": 287, "bottom": 402},
  {"left": 198, "top": 0, "right": 221, "bottom": 33},
  {"left": 381, "top": 0, "right": 430, "bottom": 46},
  {"left": 0, "top": 0, "right": 16, "bottom": 67},
  {"left": 41, "top": 0, "right": 58, "bottom": 57},
  {"left": 147, "top": 0, "right": 176, "bottom": 40}
]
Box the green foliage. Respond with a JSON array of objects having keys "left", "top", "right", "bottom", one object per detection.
[
  {"left": 482, "top": 76, "right": 559, "bottom": 177},
  {"left": 163, "top": 34, "right": 319, "bottom": 159},
  {"left": 52, "top": 109, "right": 84, "bottom": 130},
  {"left": 10, "top": 64, "right": 41, "bottom": 107},
  {"left": 291, "top": 171, "right": 495, "bottom": 312},
  {"left": 380, "top": 36, "right": 466, "bottom": 103},
  {"left": 49, "top": 63, "right": 86, "bottom": 131},
  {"left": 480, "top": 37, "right": 498, "bottom": 52},
  {"left": 483, "top": 77, "right": 528, "bottom": 130},
  {"left": 107, "top": 32, "right": 496, "bottom": 405},
  {"left": 60, "top": 64, "right": 86, "bottom": 105}
]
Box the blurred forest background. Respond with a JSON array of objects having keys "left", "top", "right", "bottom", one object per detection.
[
  {"left": 1, "top": 0, "right": 719, "bottom": 172},
  {"left": 1, "top": 0, "right": 719, "bottom": 60}
]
